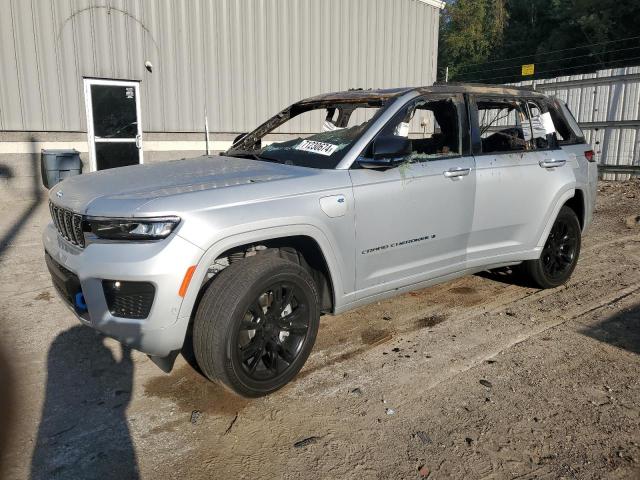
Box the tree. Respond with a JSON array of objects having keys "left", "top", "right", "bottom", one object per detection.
[
  {"left": 440, "top": 0, "right": 640, "bottom": 84},
  {"left": 438, "top": 0, "right": 508, "bottom": 80}
]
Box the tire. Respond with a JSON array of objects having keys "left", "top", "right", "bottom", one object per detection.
[
  {"left": 521, "top": 206, "right": 582, "bottom": 289},
  {"left": 193, "top": 253, "right": 320, "bottom": 397}
]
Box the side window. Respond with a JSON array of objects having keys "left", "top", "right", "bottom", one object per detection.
[
  {"left": 371, "top": 95, "right": 462, "bottom": 162},
  {"left": 476, "top": 97, "right": 535, "bottom": 153},
  {"left": 548, "top": 100, "right": 585, "bottom": 145}
]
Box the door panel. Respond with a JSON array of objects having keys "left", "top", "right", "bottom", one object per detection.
[
  {"left": 468, "top": 95, "right": 575, "bottom": 262},
  {"left": 95, "top": 142, "right": 141, "bottom": 170},
  {"left": 351, "top": 156, "right": 476, "bottom": 294},
  {"left": 469, "top": 149, "right": 571, "bottom": 261}
]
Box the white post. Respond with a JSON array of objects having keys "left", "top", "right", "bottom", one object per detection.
[
  {"left": 204, "top": 108, "right": 210, "bottom": 155},
  {"left": 445, "top": 66, "right": 449, "bottom": 83}
]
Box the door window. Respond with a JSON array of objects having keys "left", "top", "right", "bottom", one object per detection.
[
  {"left": 91, "top": 85, "right": 139, "bottom": 138},
  {"left": 526, "top": 100, "right": 554, "bottom": 150},
  {"left": 361, "top": 95, "right": 463, "bottom": 164},
  {"left": 476, "top": 97, "right": 535, "bottom": 153}
]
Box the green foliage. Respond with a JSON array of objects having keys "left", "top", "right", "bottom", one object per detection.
[
  {"left": 439, "top": 0, "right": 640, "bottom": 83},
  {"left": 438, "top": 0, "right": 508, "bottom": 79}
]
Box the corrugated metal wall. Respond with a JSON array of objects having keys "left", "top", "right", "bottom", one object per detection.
[
  {"left": 0, "top": 0, "right": 440, "bottom": 134},
  {"left": 513, "top": 66, "right": 640, "bottom": 172}
]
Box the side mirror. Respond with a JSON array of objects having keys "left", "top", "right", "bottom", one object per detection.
[
  {"left": 358, "top": 135, "right": 411, "bottom": 169},
  {"left": 233, "top": 132, "right": 248, "bottom": 144}
]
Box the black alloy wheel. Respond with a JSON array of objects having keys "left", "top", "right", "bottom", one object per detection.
[
  {"left": 193, "top": 254, "right": 320, "bottom": 397},
  {"left": 540, "top": 215, "right": 579, "bottom": 281},
  {"left": 235, "top": 282, "right": 310, "bottom": 380},
  {"left": 521, "top": 205, "right": 582, "bottom": 289}
]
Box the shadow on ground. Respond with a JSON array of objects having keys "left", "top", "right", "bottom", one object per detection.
[
  {"left": 0, "top": 137, "right": 44, "bottom": 260},
  {"left": 30, "top": 326, "right": 139, "bottom": 480},
  {"left": 476, "top": 266, "right": 535, "bottom": 288},
  {"left": 581, "top": 303, "right": 640, "bottom": 355}
]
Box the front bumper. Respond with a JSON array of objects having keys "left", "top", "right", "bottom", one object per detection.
[{"left": 43, "top": 223, "right": 204, "bottom": 357}]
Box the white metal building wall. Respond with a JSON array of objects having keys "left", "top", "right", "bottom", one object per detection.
[
  {"left": 0, "top": 0, "right": 442, "bottom": 134},
  {"left": 512, "top": 66, "right": 640, "bottom": 171}
]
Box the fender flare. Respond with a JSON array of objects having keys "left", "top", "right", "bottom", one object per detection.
[
  {"left": 177, "top": 224, "right": 344, "bottom": 320},
  {"left": 535, "top": 187, "right": 576, "bottom": 249}
]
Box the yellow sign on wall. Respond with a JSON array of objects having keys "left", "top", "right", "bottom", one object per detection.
[{"left": 521, "top": 64, "right": 535, "bottom": 76}]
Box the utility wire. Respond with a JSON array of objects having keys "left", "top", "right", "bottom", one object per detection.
[
  {"left": 466, "top": 55, "right": 640, "bottom": 83},
  {"left": 455, "top": 45, "right": 640, "bottom": 78},
  {"left": 470, "top": 57, "right": 640, "bottom": 83},
  {"left": 454, "top": 34, "right": 640, "bottom": 70}
]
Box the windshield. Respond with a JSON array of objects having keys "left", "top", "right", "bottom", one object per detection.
[{"left": 224, "top": 98, "right": 391, "bottom": 169}]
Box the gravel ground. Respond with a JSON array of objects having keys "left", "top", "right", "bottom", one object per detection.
[{"left": 1, "top": 180, "right": 639, "bottom": 480}]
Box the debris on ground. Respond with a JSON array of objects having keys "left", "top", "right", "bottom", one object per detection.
[
  {"left": 414, "top": 431, "right": 432, "bottom": 445},
  {"left": 624, "top": 214, "right": 640, "bottom": 228},
  {"left": 479, "top": 379, "right": 493, "bottom": 389},
  {"left": 223, "top": 413, "right": 238, "bottom": 435},
  {"left": 418, "top": 465, "right": 431, "bottom": 477},
  {"left": 294, "top": 436, "right": 321, "bottom": 448},
  {"left": 190, "top": 410, "right": 202, "bottom": 424},
  {"left": 385, "top": 408, "right": 396, "bottom": 415}
]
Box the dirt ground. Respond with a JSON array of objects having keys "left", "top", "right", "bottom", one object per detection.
[{"left": 1, "top": 180, "right": 639, "bottom": 480}]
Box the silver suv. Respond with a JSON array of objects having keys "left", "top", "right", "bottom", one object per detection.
[{"left": 44, "top": 84, "right": 597, "bottom": 397}]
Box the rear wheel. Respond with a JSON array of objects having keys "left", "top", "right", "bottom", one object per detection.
[
  {"left": 521, "top": 206, "right": 581, "bottom": 289},
  {"left": 193, "top": 253, "right": 320, "bottom": 397}
]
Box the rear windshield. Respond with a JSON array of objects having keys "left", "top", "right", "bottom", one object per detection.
[{"left": 224, "top": 99, "right": 391, "bottom": 169}]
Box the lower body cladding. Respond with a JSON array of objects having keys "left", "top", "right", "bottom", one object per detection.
[{"left": 42, "top": 223, "right": 204, "bottom": 367}]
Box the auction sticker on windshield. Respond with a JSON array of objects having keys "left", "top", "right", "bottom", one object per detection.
[{"left": 295, "top": 139, "right": 338, "bottom": 156}]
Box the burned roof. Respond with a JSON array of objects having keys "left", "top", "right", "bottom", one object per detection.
[
  {"left": 297, "top": 83, "right": 545, "bottom": 105},
  {"left": 425, "top": 82, "right": 545, "bottom": 97},
  {"left": 297, "top": 87, "right": 413, "bottom": 105}
]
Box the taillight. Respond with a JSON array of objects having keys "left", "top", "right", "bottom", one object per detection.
[{"left": 584, "top": 150, "right": 595, "bottom": 162}]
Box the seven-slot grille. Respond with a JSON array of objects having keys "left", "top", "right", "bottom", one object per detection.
[{"left": 49, "top": 201, "right": 85, "bottom": 248}]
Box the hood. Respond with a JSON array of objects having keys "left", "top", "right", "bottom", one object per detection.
[{"left": 49, "top": 155, "right": 311, "bottom": 215}]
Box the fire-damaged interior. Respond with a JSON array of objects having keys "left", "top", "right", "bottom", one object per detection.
[
  {"left": 360, "top": 95, "right": 462, "bottom": 162},
  {"left": 225, "top": 92, "right": 465, "bottom": 168},
  {"left": 226, "top": 98, "right": 388, "bottom": 169}
]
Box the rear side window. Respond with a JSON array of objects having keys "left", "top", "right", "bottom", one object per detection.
[{"left": 548, "top": 100, "right": 585, "bottom": 145}]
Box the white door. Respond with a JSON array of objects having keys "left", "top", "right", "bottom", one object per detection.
[{"left": 84, "top": 78, "right": 143, "bottom": 171}]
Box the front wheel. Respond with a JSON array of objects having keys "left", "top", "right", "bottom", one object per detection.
[
  {"left": 521, "top": 205, "right": 582, "bottom": 289},
  {"left": 193, "top": 254, "right": 320, "bottom": 397}
]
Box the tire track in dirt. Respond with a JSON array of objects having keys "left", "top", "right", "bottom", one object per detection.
[
  {"left": 303, "top": 227, "right": 640, "bottom": 379},
  {"left": 298, "top": 238, "right": 640, "bottom": 397}
]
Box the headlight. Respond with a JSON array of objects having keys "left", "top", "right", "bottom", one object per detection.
[{"left": 86, "top": 216, "right": 181, "bottom": 241}]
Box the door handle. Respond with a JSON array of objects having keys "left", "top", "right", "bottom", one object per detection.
[
  {"left": 443, "top": 167, "right": 471, "bottom": 178},
  {"left": 539, "top": 159, "right": 566, "bottom": 168},
  {"left": 135, "top": 134, "right": 142, "bottom": 149}
]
